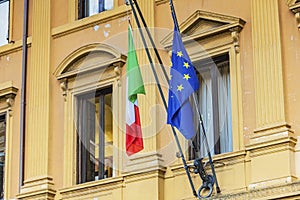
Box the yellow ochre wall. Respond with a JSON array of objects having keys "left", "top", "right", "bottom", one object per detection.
[{"left": 0, "top": 0, "right": 299, "bottom": 199}]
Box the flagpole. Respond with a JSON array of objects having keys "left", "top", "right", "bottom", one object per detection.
[
  {"left": 131, "top": 0, "right": 202, "bottom": 161},
  {"left": 132, "top": 0, "right": 169, "bottom": 82},
  {"left": 169, "top": 0, "right": 221, "bottom": 194},
  {"left": 127, "top": 0, "right": 197, "bottom": 197}
]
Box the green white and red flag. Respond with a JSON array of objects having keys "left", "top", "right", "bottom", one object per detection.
[{"left": 126, "top": 25, "right": 145, "bottom": 156}]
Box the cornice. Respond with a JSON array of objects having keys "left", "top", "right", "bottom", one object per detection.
[
  {"left": 52, "top": 5, "right": 130, "bottom": 39},
  {"left": 54, "top": 43, "right": 126, "bottom": 79},
  {"left": 0, "top": 81, "right": 18, "bottom": 113},
  {"left": 0, "top": 81, "right": 18, "bottom": 98},
  {"left": 59, "top": 176, "right": 124, "bottom": 200},
  {"left": 206, "top": 181, "right": 300, "bottom": 200},
  {"left": 160, "top": 10, "right": 245, "bottom": 49}
]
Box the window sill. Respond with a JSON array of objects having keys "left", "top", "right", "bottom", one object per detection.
[
  {"left": 0, "top": 37, "right": 32, "bottom": 57},
  {"left": 52, "top": 5, "right": 129, "bottom": 39},
  {"left": 59, "top": 176, "right": 124, "bottom": 200}
]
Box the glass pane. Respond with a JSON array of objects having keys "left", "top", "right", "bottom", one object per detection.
[
  {"left": 94, "top": 92, "right": 113, "bottom": 180},
  {"left": 104, "top": 0, "right": 114, "bottom": 10},
  {"left": 88, "top": 0, "right": 100, "bottom": 16},
  {"left": 77, "top": 87, "right": 113, "bottom": 183},
  {"left": 0, "top": 1, "right": 9, "bottom": 46},
  {"left": 217, "top": 63, "right": 232, "bottom": 153},
  {"left": 104, "top": 93, "right": 113, "bottom": 178}
]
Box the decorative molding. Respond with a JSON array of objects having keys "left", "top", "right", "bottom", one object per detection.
[
  {"left": 161, "top": 10, "right": 246, "bottom": 49},
  {"left": 246, "top": 135, "right": 297, "bottom": 158},
  {"left": 230, "top": 28, "right": 241, "bottom": 53},
  {"left": 204, "top": 181, "right": 300, "bottom": 200},
  {"left": 124, "top": 169, "right": 166, "bottom": 184},
  {"left": 287, "top": 0, "right": 300, "bottom": 6},
  {"left": 17, "top": 176, "right": 56, "bottom": 200},
  {"left": 113, "top": 63, "right": 122, "bottom": 86},
  {"left": 123, "top": 152, "right": 166, "bottom": 174},
  {"left": 0, "top": 81, "right": 18, "bottom": 114},
  {"left": 59, "top": 79, "right": 68, "bottom": 99},
  {"left": 59, "top": 177, "right": 123, "bottom": 200},
  {"left": 289, "top": 1, "right": 300, "bottom": 30},
  {"left": 54, "top": 43, "right": 126, "bottom": 79}
]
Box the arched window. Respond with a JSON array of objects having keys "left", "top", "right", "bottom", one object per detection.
[{"left": 55, "top": 43, "right": 125, "bottom": 186}]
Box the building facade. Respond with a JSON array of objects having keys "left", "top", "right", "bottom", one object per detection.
[{"left": 0, "top": 0, "right": 300, "bottom": 199}]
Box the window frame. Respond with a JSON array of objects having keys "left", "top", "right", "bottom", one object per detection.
[
  {"left": 0, "top": 0, "right": 11, "bottom": 46},
  {"left": 77, "top": 0, "right": 115, "bottom": 19},
  {"left": 0, "top": 82, "right": 17, "bottom": 199},
  {"left": 76, "top": 86, "right": 113, "bottom": 184},
  {"left": 55, "top": 43, "right": 125, "bottom": 187}
]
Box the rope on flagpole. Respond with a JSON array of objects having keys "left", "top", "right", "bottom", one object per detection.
[{"left": 127, "top": 0, "right": 198, "bottom": 197}]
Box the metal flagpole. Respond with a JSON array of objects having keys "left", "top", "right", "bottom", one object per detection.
[
  {"left": 127, "top": 0, "right": 198, "bottom": 197},
  {"left": 169, "top": 0, "right": 221, "bottom": 194},
  {"left": 132, "top": 0, "right": 202, "bottom": 171},
  {"left": 132, "top": 0, "right": 169, "bottom": 82}
]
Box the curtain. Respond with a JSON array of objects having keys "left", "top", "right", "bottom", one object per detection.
[
  {"left": 218, "top": 62, "right": 232, "bottom": 153},
  {"left": 197, "top": 69, "right": 214, "bottom": 158},
  {"left": 194, "top": 61, "right": 232, "bottom": 158}
]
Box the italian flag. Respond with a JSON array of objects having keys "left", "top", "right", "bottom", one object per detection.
[{"left": 126, "top": 25, "right": 145, "bottom": 156}]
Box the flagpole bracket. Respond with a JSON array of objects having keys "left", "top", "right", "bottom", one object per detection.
[{"left": 193, "top": 158, "right": 215, "bottom": 198}]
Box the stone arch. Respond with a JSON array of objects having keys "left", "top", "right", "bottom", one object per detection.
[{"left": 54, "top": 43, "right": 126, "bottom": 80}]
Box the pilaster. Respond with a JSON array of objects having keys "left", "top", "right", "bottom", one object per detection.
[
  {"left": 249, "top": 0, "right": 296, "bottom": 188},
  {"left": 251, "top": 0, "right": 287, "bottom": 133},
  {"left": 18, "top": 0, "right": 54, "bottom": 199}
]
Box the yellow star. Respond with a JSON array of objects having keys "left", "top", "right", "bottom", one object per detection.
[
  {"left": 183, "top": 74, "right": 191, "bottom": 80},
  {"left": 183, "top": 62, "right": 190, "bottom": 69},
  {"left": 170, "top": 74, "right": 172, "bottom": 80},
  {"left": 177, "top": 84, "right": 184, "bottom": 91},
  {"left": 177, "top": 51, "right": 183, "bottom": 57},
  {"left": 170, "top": 61, "right": 173, "bottom": 67}
]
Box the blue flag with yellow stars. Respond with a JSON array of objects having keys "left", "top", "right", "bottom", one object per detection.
[{"left": 167, "top": 25, "right": 199, "bottom": 139}]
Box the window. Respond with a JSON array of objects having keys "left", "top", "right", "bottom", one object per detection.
[
  {"left": 78, "top": 0, "right": 114, "bottom": 19},
  {"left": 189, "top": 54, "right": 232, "bottom": 159},
  {"left": 0, "top": 114, "right": 5, "bottom": 199},
  {"left": 0, "top": 0, "right": 9, "bottom": 46},
  {"left": 76, "top": 87, "right": 113, "bottom": 184}
]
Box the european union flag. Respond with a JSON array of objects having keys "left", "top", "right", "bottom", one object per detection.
[{"left": 167, "top": 25, "right": 199, "bottom": 139}]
